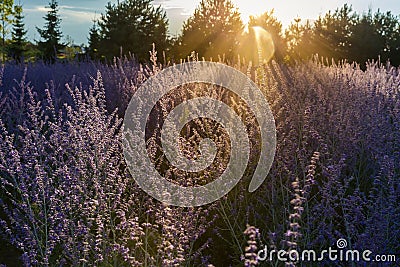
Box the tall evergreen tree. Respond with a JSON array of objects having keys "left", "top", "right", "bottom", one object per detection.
[
  {"left": 36, "top": 0, "right": 63, "bottom": 62},
  {"left": 285, "top": 18, "right": 314, "bottom": 61},
  {"left": 88, "top": 19, "right": 100, "bottom": 60},
  {"left": 286, "top": 18, "right": 303, "bottom": 54},
  {"left": 373, "top": 10, "right": 400, "bottom": 65},
  {"left": 348, "top": 10, "right": 383, "bottom": 66},
  {"left": 8, "top": 3, "right": 26, "bottom": 62},
  {"left": 97, "top": 0, "right": 168, "bottom": 61},
  {"left": 178, "top": 0, "right": 243, "bottom": 61}
]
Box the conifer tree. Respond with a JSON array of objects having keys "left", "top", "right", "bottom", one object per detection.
[
  {"left": 8, "top": 4, "right": 26, "bottom": 62},
  {"left": 88, "top": 20, "right": 100, "bottom": 59},
  {"left": 178, "top": 0, "right": 243, "bottom": 61},
  {"left": 97, "top": 0, "right": 168, "bottom": 61},
  {"left": 36, "top": 0, "right": 63, "bottom": 62}
]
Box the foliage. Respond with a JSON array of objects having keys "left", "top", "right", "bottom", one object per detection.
[
  {"left": 88, "top": 20, "right": 101, "bottom": 60},
  {"left": 0, "top": 0, "right": 14, "bottom": 61},
  {"left": 36, "top": 0, "right": 63, "bottom": 63},
  {"left": 248, "top": 10, "right": 287, "bottom": 61},
  {"left": 0, "top": 2, "right": 399, "bottom": 67},
  {"left": 285, "top": 18, "right": 314, "bottom": 61},
  {"left": 7, "top": 4, "right": 26, "bottom": 63},
  {"left": 177, "top": 0, "right": 243, "bottom": 61},
  {"left": 285, "top": 5, "right": 400, "bottom": 66},
  {"left": 314, "top": 4, "right": 357, "bottom": 59},
  {"left": 96, "top": 0, "right": 168, "bottom": 61},
  {"left": 371, "top": 10, "right": 400, "bottom": 64},
  {"left": 0, "top": 50, "right": 399, "bottom": 266},
  {"left": 0, "top": 2, "right": 400, "bottom": 267}
]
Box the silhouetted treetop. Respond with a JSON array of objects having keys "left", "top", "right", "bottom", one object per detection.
[
  {"left": 97, "top": 0, "right": 168, "bottom": 61},
  {"left": 36, "top": 0, "right": 63, "bottom": 63},
  {"left": 177, "top": 0, "right": 243, "bottom": 61}
]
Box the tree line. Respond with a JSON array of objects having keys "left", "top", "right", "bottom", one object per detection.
[
  {"left": 1, "top": 0, "right": 400, "bottom": 66},
  {"left": 0, "top": 0, "right": 78, "bottom": 63}
]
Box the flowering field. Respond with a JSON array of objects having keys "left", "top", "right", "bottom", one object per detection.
[{"left": 0, "top": 55, "right": 399, "bottom": 266}]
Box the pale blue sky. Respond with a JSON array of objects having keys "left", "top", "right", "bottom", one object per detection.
[{"left": 20, "top": 0, "right": 400, "bottom": 44}]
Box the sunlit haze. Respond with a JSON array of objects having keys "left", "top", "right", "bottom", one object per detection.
[{"left": 21, "top": 0, "right": 400, "bottom": 44}]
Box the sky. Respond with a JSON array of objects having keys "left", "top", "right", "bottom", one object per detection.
[{"left": 20, "top": 0, "right": 400, "bottom": 45}]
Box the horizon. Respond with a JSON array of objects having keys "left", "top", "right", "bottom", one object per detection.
[{"left": 13, "top": 0, "right": 400, "bottom": 45}]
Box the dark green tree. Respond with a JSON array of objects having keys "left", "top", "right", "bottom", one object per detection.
[
  {"left": 373, "top": 10, "right": 400, "bottom": 65},
  {"left": 177, "top": 0, "right": 243, "bottom": 61},
  {"left": 8, "top": 4, "right": 26, "bottom": 62},
  {"left": 88, "top": 19, "right": 100, "bottom": 59},
  {"left": 0, "top": 0, "right": 14, "bottom": 61},
  {"left": 348, "top": 10, "right": 383, "bottom": 66},
  {"left": 97, "top": 0, "right": 168, "bottom": 61},
  {"left": 36, "top": 0, "right": 63, "bottom": 62},
  {"left": 389, "top": 22, "right": 400, "bottom": 65}
]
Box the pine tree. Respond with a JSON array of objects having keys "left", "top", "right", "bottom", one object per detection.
[
  {"left": 285, "top": 18, "right": 314, "bottom": 61},
  {"left": 348, "top": 10, "right": 383, "bottom": 66},
  {"left": 88, "top": 20, "right": 100, "bottom": 59},
  {"left": 373, "top": 10, "right": 400, "bottom": 64},
  {"left": 178, "top": 0, "right": 243, "bottom": 61},
  {"left": 97, "top": 0, "right": 168, "bottom": 61},
  {"left": 36, "top": 0, "right": 63, "bottom": 62},
  {"left": 8, "top": 4, "right": 26, "bottom": 62}
]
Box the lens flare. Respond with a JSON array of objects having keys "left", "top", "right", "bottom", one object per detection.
[{"left": 239, "top": 26, "right": 275, "bottom": 65}]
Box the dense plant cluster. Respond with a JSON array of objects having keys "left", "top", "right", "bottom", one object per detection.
[
  {"left": 0, "top": 54, "right": 399, "bottom": 266},
  {"left": 2, "top": 0, "right": 400, "bottom": 67},
  {"left": 95, "top": 0, "right": 168, "bottom": 61}
]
